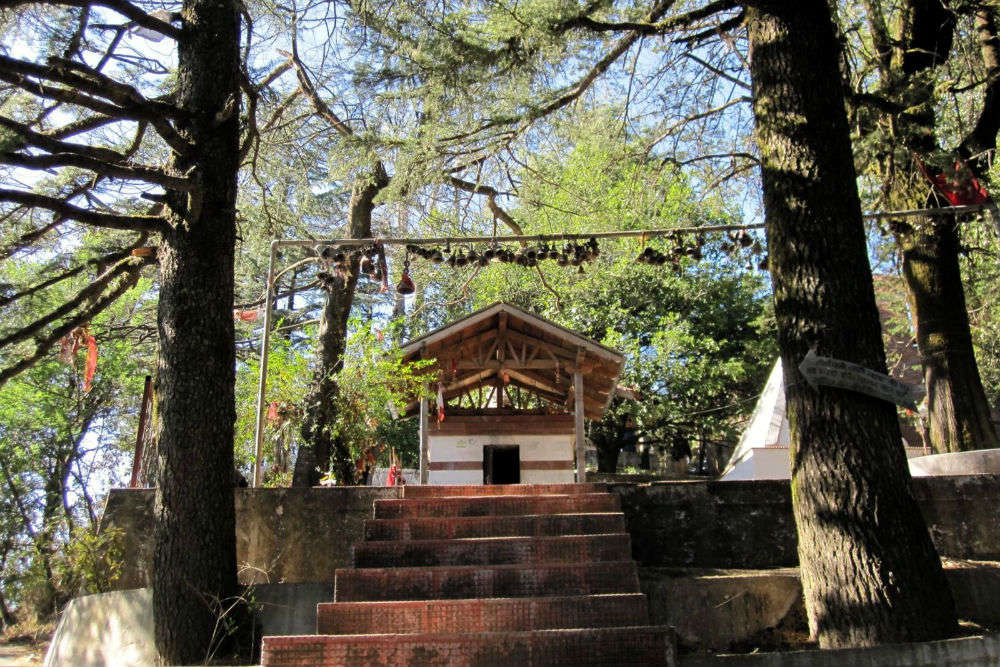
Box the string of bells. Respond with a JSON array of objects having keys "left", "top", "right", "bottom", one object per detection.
[
  {"left": 312, "top": 229, "right": 768, "bottom": 296},
  {"left": 315, "top": 243, "right": 386, "bottom": 291},
  {"left": 405, "top": 237, "right": 601, "bottom": 272},
  {"left": 636, "top": 229, "right": 767, "bottom": 271}
]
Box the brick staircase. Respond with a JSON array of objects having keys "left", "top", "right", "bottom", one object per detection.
[{"left": 261, "top": 483, "right": 674, "bottom": 667}]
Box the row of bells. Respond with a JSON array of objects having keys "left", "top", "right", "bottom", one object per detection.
[{"left": 404, "top": 238, "right": 601, "bottom": 268}]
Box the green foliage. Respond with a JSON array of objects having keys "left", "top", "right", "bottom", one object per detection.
[
  {"left": 321, "top": 322, "right": 435, "bottom": 482},
  {"left": 57, "top": 527, "right": 125, "bottom": 596},
  {"left": 235, "top": 329, "right": 313, "bottom": 483}
]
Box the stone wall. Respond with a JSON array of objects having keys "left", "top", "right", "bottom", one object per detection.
[
  {"left": 612, "top": 474, "right": 1000, "bottom": 568},
  {"left": 101, "top": 475, "right": 1000, "bottom": 588},
  {"left": 101, "top": 487, "right": 402, "bottom": 589}
]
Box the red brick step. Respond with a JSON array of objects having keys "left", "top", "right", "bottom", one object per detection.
[
  {"left": 317, "top": 594, "right": 651, "bottom": 635},
  {"left": 334, "top": 561, "right": 640, "bottom": 601},
  {"left": 402, "top": 483, "right": 607, "bottom": 498},
  {"left": 374, "top": 493, "right": 619, "bottom": 519},
  {"left": 261, "top": 625, "right": 672, "bottom": 667},
  {"left": 353, "top": 533, "right": 631, "bottom": 568},
  {"left": 364, "top": 512, "right": 626, "bottom": 541}
]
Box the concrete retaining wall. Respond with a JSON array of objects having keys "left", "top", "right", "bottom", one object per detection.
[
  {"left": 43, "top": 583, "right": 331, "bottom": 667},
  {"left": 102, "top": 487, "right": 401, "bottom": 589},
  {"left": 612, "top": 475, "right": 1000, "bottom": 568},
  {"left": 101, "top": 475, "right": 1000, "bottom": 587},
  {"left": 680, "top": 633, "right": 1000, "bottom": 667},
  {"left": 910, "top": 448, "right": 1000, "bottom": 477}
]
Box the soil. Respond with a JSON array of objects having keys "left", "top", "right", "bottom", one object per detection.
[{"left": 0, "top": 635, "right": 47, "bottom": 667}]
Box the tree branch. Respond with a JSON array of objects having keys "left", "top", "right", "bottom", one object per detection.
[
  {"left": 959, "top": 8, "right": 1000, "bottom": 165},
  {"left": 0, "top": 250, "right": 146, "bottom": 351},
  {"left": 0, "top": 189, "right": 166, "bottom": 231},
  {"left": 0, "top": 151, "right": 196, "bottom": 191},
  {"left": 0, "top": 258, "right": 149, "bottom": 390},
  {"left": 0, "top": 58, "right": 191, "bottom": 154},
  {"left": 0, "top": 0, "right": 182, "bottom": 40}
]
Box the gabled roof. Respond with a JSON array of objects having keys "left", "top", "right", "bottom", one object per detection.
[{"left": 401, "top": 303, "right": 624, "bottom": 420}]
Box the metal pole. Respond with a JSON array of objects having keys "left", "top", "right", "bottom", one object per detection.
[
  {"left": 574, "top": 371, "right": 585, "bottom": 483},
  {"left": 252, "top": 203, "right": 991, "bottom": 251},
  {"left": 419, "top": 393, "right": 429, "bottom": 485},
  {"left": 252, "top": 240, "right": 278, "bottom": 487}
]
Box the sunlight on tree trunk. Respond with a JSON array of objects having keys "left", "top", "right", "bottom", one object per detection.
[{"left": 746, "top": 0, "right": 957, "bottom": 648}]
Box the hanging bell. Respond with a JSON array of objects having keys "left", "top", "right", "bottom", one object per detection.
[
  {"left": 432, "top": 248, "right": 444, "bottom": 263},
  {"left": 557, "top": 254, "right": 569, "bottom": 266},
  {"left": 455, "top": 251, "right": 468, "bottom": 267},
  {"left": 360, "top": 255, "right": 374, "bottom": 275},
  {"left": 396, "top": 271, "right": 415, "bottom": 295}
]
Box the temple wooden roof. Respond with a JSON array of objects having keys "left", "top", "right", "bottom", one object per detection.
[{"left": 400, "top": 303, "right": 625, "bottom": 420}]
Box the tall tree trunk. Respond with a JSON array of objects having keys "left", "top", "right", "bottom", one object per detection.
[
  {"left": 898, "top": 219, "right": 999, "bottom": 452},
  {"left": 865, "top": 0, "right": 1000, "bottom": 453},
  {"left": 746, "top": 0, "right": 956, "bottom": 648},
  {"left": 294, "top": 173, "right": 386, "bottom": 486},
  {"left": 152, "top": 0, "right": 243, "bottom": 661}
]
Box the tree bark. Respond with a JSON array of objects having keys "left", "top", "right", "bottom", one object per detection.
[
  {"left": 898, "top": 220, "right": 999, "bottom": 452},
  {"left": 152, "top": 0, "right": 243, "bottom": 662},
  {"left": 746, "top": 0, "right": 956, "bottom": 648},
  {"left": 293, "top": 173, "right": 386, "bottom": 486},
  {"left": 867, "top": 0, "right": 1000, "bottom": 453}
]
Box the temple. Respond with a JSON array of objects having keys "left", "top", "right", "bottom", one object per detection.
[{"left": 400, "top": 302, "right": 625, "bottom": 484}]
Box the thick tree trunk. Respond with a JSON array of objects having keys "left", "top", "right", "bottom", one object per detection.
[
  {"left": 898, "top": 221, "right": 999, "bottom": 452},
  {"left": 867, "top": 1, "right": 1000, "bottom": 454},
  {"left": 746, "top": 0, "right": 956, "bottom": 648},
  {"left": 294, "top": 174, "right": 385, "bottom": 486},
  {"left": 595, "top": 443, "right": 619, "bottom": 474},
  {"left": 152, "top": 0, "right": 243, "bottom": 662}
]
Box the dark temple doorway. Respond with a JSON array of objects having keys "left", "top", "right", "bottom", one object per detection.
[{"left": 484, "top": 445, "right": 520, "bottom": 484}]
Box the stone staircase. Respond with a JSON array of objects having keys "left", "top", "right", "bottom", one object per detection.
[{"left": 261, "top": 483, "right": 674, "bottom": 667}]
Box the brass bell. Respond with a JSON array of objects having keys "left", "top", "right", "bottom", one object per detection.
[
  {"left": 360, "top": 255, "right": 374, "bottom": 274},
  {"left": 396, "top": 257, "right": 415, "bottom": 294}
]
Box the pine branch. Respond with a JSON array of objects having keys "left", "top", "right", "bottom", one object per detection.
[
  {"left": 0, "top": 151, "right": 196, "bottom": 191},
  {"left": 0, "top": 189, "right": 166, "bottom": 231},
  {"left": 441, "top": 0, "right": 678, "bottom": 146},
  {"left": 0, "top": 251, "right": 146, "bottom": 351},
  {"left": 0, "top": 0, "right": 182, "bottom": 40},
  {"left": 0, "top": 257, "right": 149, "bottom": 390},
  {"left": 0, "top": 57, "right": 191, "bottom": 154},
  {"left": 0, "top": 114, "right": 124, "bottom": 162},
  {"left": 47, "top": 114, "right": 118, "bottom": 140}
]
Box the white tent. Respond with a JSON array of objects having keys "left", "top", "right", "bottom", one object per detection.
[
  {"left": 721, "top": 358, "right": 930, "bottom": 481},
  {"left": 720, "top": 359, "right": 791, "bottom": 480}
]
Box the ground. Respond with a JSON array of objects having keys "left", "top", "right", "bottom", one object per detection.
[{"left": 0, "top": 635, "right": 47, "bottom": 666}]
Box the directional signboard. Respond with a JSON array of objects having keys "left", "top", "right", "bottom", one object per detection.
[{"left": 798, "top": 348, "right": 924, "bottom": 411}]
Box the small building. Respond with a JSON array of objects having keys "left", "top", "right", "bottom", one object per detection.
[{"left": 400, "top": 303, "right": 624, "bottom": 485}]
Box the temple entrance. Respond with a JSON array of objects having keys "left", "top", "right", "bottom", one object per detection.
[{"left": 484, "top": 445, "right": 520, "bottom": 485}]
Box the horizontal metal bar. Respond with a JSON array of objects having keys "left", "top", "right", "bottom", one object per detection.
[{"left": 271, "top": 203, "right": 993, "bottom": 248}]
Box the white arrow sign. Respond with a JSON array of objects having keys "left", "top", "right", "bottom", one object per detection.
[{"left": 798, "top": 348, "right": 924, "bottom": 411}]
